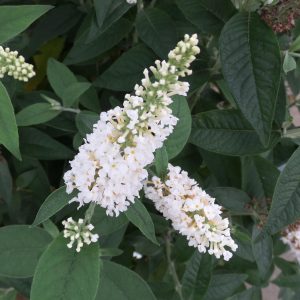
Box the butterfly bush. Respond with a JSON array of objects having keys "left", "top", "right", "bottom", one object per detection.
[
  {"left": 0, "top": 46, "right": 35, "bottom": 81},
  {"left": 144, "top": 164, "right": 238, "bottom": 260},
  {"left": 282, "top": 221, "right": 300, "bottom": 263},
  {"left": 64, "top": 34, "right": 200, "bottom": 217}
]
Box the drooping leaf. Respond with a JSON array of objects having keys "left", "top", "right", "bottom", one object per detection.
[
  {"left": 33, "top": 186, "right": 76, "bottom": 226},
  {"left": 136, "top": 8, "right": 178, "bottom": 58},
  {"left": 125, "top": 199, "right": 159, "bottom": 245},
  {"left": 95, "top": 260, "right": 156, "bottom": 300},
  {"left": 0, "top": 5, "right": 52, "bottom": 44},
  {"left": 219, "top": 12, "right": 281, "bottom": 146},
  {"left": 31, "top": 235, "right": 100, "bottom": 300},
  {"left": 0, "top": 82, "right": 20, "bottom": 159},
  {"left": 0, "top": 225, "right": 51, "bottom": 278},
  {"left": 190, "top": 110, "right": 280, "bottom": 156}
]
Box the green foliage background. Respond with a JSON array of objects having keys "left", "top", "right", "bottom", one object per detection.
[{"left": 0, "top": 0, "right": 300, "bottom": 299}]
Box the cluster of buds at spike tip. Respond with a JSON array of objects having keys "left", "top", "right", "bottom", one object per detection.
[
  {"left": 0, "top": 46, "right": 35, "bottom": 82},
  {"left": 62, "top": 217, "right": 99, "bottom": 252},
  {"left": 260, "top": 0, "right": 300, "bottom": 33},
  {"left": 64, "top": 34, "right": 200, "bottom": 217},
  {"left": 282, "top": 221, "right": 300, "bottom": 264},
  {"left": 144, "top": 164, "right": 238, "bottom": 261}
]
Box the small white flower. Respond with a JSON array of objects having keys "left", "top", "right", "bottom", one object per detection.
[
  {"left": 0, "top": 46, "right": 35, "bottom": 81},
  {"left": 126, "top": 0, "right": 137, "bottom": 4},
  {"left": 144, "top": 164, "right": 238, "bottom": 261},
  {"left": 133, "top": 251, "right": 143, "bottom": 259},
  {"left": 282, "top": 221, "right": 300, "bottom": 264},
  {"left": 62, "top": 218, "right": 99, "bottom": 252}
]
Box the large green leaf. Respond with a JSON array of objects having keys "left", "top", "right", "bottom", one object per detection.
[
  {"left": 0, "top": 82, "right": 20, "bottom": 159},
  {"left": 182, "top": 252, "right": 213, "bottom": 300},
  {"left": 0, "top": 226, "right": 51, "bottom": 278},
  {"left": 0, "top": 5, "right": 52, "bottom": 43},
  {"left": 96, "top": 260, "right": 156, "bottom": 300},
  {"left": 33, "top": 186, "right": 76, "bottom": 226},
  {"left": 19, "top": 128, "right": 74, "bottom": 160},
  {"left": 219, "top": 12, "right": 281, "bottom": 146},
  {"left": 136, "top": 8, "right": 178, "bottom": 58},
  {"left": 94, "top": 45, "right": 156, "bottom": 91},
  {"left": 263, "top": 147, "right": 300, "bottom": 235},
  {"left": 165, "top": 96, "right": 192, "bottom": 159},
  {"left": 16, "top": 103, "right": 60, "bottom": 127},
  {"left": 175, "top": 0, "right": 235, "bottom": 35},
  {"left": 31, "top": 235, "right": 100, "bottom": 300},
  {"left": 125, "top": 199, "right": 158, "bottom": 245},
  {"left": 190, "top": 110, "right": 279, "bottom": 156},
  {"left": 64, "top": 18, "right": 133, "bottom": 65}
]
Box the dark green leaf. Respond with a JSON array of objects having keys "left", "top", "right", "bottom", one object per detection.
[
  {"left": 155, "top": 146, "right": 168, "bottom": 178},
  {"left": 96, "top": 260, "right": 156, "bottom": 300},
  {"left": 31, "top": 235, "right": 100, "bottom": 300},
  {"left": 61, "top": 82, "right": 91, "bottom": 107},
  {"left": 273, "top": 274, "right": 300, "bottom": 288},
  {"left": 190, "top": 110, "right": 280, "bottom": 156},
  {"left": 0, "top": 82, "right": 20, "bottom": 159},
  {"left": 136, "top": 8, "right": 178, "bottom": 58},
  {"left": 0, "top": 156, "right": 12, "bottom": 203},
  {"left": 228, "top": 287, "right": 261, "bottom": 300},
  {"left": 33, "top": 186, "right": 76, "bottom": 226},
  {"left": 0, "top": 225, "right": 51, "bottom": 278},
  {"left": 125, "top": 199, "right": 159, "bottom": 245},
  {"left": 219, "top": 12, "right": 281, "bottom": 146},
  {"left": 16, "top": 103, "right": 60, "bottom": 127},
  {"left": 99, "top": 248, "right": 123, "bottom": 257},
  {"left": 76, "top": 111, "right": 99, "bottom": 137},
  {"left": 0, "top": 5, "right": 52, "bottom": 43}
]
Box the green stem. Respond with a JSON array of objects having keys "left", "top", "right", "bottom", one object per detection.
[
  {"left": 53, "top": 106, "right": 81, "bottom": 114},
  {"left": 84, "top": 202, "right": 96, "bottom": 224},
  {"left": 133, "top": 0, "right": 144, "bottom": 44},
  {"left": 165, "top": 232, "right": 184, "bottom": 300}
]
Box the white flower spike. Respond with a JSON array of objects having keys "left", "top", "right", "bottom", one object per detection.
[
  {"left": 62, "top": 217, "right": 99, "bottom": 252},
  {"left": 144, "top": 164, "right": 238, "bottom": 261},
  {"left": 0, "top": 46, "right": 35, "bottom": 82},
  {"left": 64, "top": 34, "right": 200, "bottom": 216}
]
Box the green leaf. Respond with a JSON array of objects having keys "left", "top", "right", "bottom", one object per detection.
[
  {"left": 165, "top": 96, "right": 192, "bottom": 159},
  {"left": 283, "top": 52, "right": 297, "bottom": 74},
  {"left": 0, "top": 288, "right": 18, "bottom": 300},
  {"left": 289, "top": 35, "right": 300, "bottom": 52},
  {"left": 94, "top": 44, "right": 156, "bottom": 91},
  {"left": 182, "top": 252, "right": 213, "bottom": 300},
  {"left": 61, "top": 82, "right": 91, "bottom": 107},
  {"left": 0, "top": 82, "right": 20, "bottom": 159},
  {"left": 99, "top": 248, "right": 123, "bottom": 257},
  {"left": 252, "top": 227, "right": 273, "bottom": 279},
  {"left": 263, "top": 147, "right": 300, "bottom": 235},
  {"left": 16, "top": 103, "right": 60, "bottom": 127},
  {"left": 190, "top": 110, "right": 280, "bottom": 156},
  {"left": 95, "top": 260, "right": 156, "bottom": 300},
  {"left": 219, "top": 12, "right": 281, "bottom": 146},
  {"left": 0, "top": 225, "right": 51, "bottom": 278},
  {"left": 76, "top": 111, "right": 99, "bottom": 137},
  {"left": 136, "top": 8, "right": 178, "bottom": 58},
  {"left": 203, "top": 274, "right": 248, "bottom": 300},
  {"left": 0, "top": 156, "right": 12, "bottom": 203},
  {"left": 273, "top": 274, "right": 300, "bottom": 288},
  {"left": 154, "top": 146, "right": 168, "bottom": 178},
  {"left": 208, "top": 187, "right": 251, "bottom": 213},
  {"left": 31, "top": 235, "right": 100, "bottom": 300},
  {"left": 92, "top": 206, "right": 128, "bottom": 235},
  {"left": 228, "top": 287, "right": 261, "bottom": 300},
  {"left": 0, "top": 5, "right": 52, "bottom": 44},
  {"left": 19, "top": 128, "right": 74, "bottom": 160},
  {"left": 64, "top": 18, "right": 133, "bottom": 65},
  {"left": 175, "top": 0, "right": 235, "bottom": 35},
  {"left": 33, "top": 186, "right": 76, "bottom": 226},
  {"left": 125, "top": 199, "right": 159, "bottom": 245}
]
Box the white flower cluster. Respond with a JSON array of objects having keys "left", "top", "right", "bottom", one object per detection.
[
  {"left": 62, "top": 217, "right": 99, "bottom": 252},
  {"left": 0, "top": 46, "right": 35, "bottom": 81},
  {"left": 282, "top": 221, "right": 300, "bottom": 264},
  {"left": 144, "top": 164, "right": 238, "bottom": 261},
  {"left": 126, "top": 0, "right": 137, "bottom": 4},
  {"left": 64, "top": 34, "right": 200, "bottom": 216}
]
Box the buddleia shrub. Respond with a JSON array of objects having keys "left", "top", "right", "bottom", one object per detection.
[{"left": 1, "top": 0, "right": 300, "bottom": 299}]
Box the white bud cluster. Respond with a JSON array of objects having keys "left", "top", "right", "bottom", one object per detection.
[
  {"left": 62, "top": 217, "right": 99, "bottom": 252},
  {"left": 144, "top": 164, "right": 238, "bottom": 261},
  {"left": 126, "top": 0, "right": 137, "bottom": 4},
  {"left": 282, "top": 221, "right": 300, "bottom": 264},
  {"left": 64, "top": 34, "right": 200, "bottom": 216},
  {"left": 0, "top": 46, "right": 35, "bottom": 82}
]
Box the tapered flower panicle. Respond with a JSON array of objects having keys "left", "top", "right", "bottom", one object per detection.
[
  {"left": 282, "top": 221, "right": 300, "bottom": 263},
  {"left": 62, "top": 218, "right": 99, "bottom": 252},
  {"left": 64, "top": 34, "right": 200, "bottom": 216},
  {"left": 144, "top": 164, "right": 238, "bottom": 261},
  {"left": 0, "top": 46, "right": 35, "bottom": 81}
]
